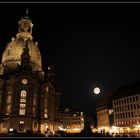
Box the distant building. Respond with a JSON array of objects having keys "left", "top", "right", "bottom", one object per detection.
[
  {"left": 96, "top": 93, "right": 113, "bottom": 133},
  {"left": 112, "top": 82, "right": 140, "bottom": 134},
  {"left": 96, "top": 82, "right": 140, "bottom": 135},
  {"left": 0, "top": 13, "right": 60, "bottom": 134},
  {"left": 59, "top": 107, "right": 84, "bottom": 133}
]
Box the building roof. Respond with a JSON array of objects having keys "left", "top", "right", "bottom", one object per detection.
[{"left": 112, "top": 81, "right": 140, "bottom": 100}]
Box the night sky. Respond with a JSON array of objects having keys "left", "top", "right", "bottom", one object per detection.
[{"left": 0, "top": 2, "right": 140, "bottom": 115}]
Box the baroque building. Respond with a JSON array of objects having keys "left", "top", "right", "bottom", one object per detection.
[
  {"left": 59, "top": 107, "right": 84, "bottom": 133},
  {"left": 0, "top": 13, "right": 60, "bottom": 134}
]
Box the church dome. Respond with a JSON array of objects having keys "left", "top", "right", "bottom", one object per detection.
[{"left": 1, "top": 15, "right": 42, "bottom": 72}]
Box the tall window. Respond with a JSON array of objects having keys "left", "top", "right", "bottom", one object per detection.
[
  {"left": 131, "top": 104, "right": 133, "bottom": 109},
  {"left": 19, "top": 90, "right": 27, "bottom": 115},
  {"left": 21, "top": 90, "right": 27, "bottom": 98},
  {"left": 20, "top": 104, "right": 26, "bottom": 108},
  {"left": 131, "top": 112, "right": 134, "bottom": 117},
  {"left": 44, "top": 98, "right": 48, "bottom": 118},
  {"left": 7, "top": 95, "right": 11, "bottom": 104},
  {"left": 44, "top": 108, "right": 48, "bottom": 118},
  {"left": 19, "top": 109, "right": 25, "bottom": 115},
  {"left": 136, "top": 96, "right": 138, "bottom": 102},
  {"left": 133, "top": 97, "right": 135, "bottom": 102},
  {"left": 33, "top": 94, "right": 37, "bottom": 116},
  {"left": 127, "top": 98, "right": 129, "bottom": 103},
  {"left": 6, "top": 91, "right": 12, "bottom": 114},
  {"left": 124, "top": 99, "right": 126, "bottom": 104},
  {"left": 134, "top": 104, "right": 136, "bottom": 110},
  {"left": 6, "top": 105, "right": 11, "bottom": 113}
]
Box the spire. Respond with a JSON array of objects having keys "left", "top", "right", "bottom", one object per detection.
[
  {"left": 24, "top": 8, "right": 30, "bottom": 20},
  {"left": 26, "top": 8, "right": 29, "bottom": 17},
  {"left": 16, "top": 9, "right": 33, "bottom": 40},
  {"left": 21, "top": 40, "right": 31, "bottom": 71}
]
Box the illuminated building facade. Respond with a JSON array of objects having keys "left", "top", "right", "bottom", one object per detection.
[
  {"left": 112, "top": 82, "right": 140, "bottom": 134},
  {"left": 0, "top": 14, "right": 60, "bottom": 134},
  {"left": 59, "top": 107, "right": 84, "bottom": 133},
  {"left": 96, "top": 93, "right": 113, "bottom": 133}
]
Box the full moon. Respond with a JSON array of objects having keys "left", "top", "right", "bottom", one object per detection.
[{"left": 93, "top": 87, "right": 100, "bottom": 94}]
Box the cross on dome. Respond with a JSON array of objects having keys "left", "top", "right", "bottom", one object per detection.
[{"left": 26, "top": 8, "right": 29, "bottom": 17}]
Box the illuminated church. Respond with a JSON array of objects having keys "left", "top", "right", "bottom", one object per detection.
[{"left": 0, "top": 12, "right": 60, "bottom": 134}]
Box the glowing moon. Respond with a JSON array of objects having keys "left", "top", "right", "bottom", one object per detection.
[{"left": 93, "top": 87, "right": 100, "bottom": 94}]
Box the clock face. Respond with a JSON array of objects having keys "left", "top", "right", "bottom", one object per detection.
[{"left": 22, "top": 79, "right": 28, "bottom": 85}]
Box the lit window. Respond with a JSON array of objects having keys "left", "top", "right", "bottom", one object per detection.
[
  {"left": 20, "top": 121, "right": 24, "bottom": 124},
  {"left": 6, "top": 105, "right": 11, "bottom": 113},
  {"left": 20, "top": 99, "right": 26, "bottom": 103},
  {"left": 46, "top": 86, "right": 49, "bottom": 92},
  {"left": 20, "top": 90, "right": 27, "bottom": 98},
  {"left": 44, "top": 114, "right": 48, "bottom": 118},
  {"left": 20, "top": 104, "right": 26, "bottom": 108},
  {"left": 7, "top": 95, "right": 11, "bottom": 104},
  {"left": 19, "top": 109, "right": 25, "bottom": 115},
  {"left": 9, "top": 128, "right": 13, "bottom": 132},
  {"left": 109, "top": 109, "right": 113, "bottom": 115}
]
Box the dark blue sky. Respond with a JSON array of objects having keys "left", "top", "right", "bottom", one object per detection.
[{"left": 0, "top": 2, "right": 140, "bottom": 114}]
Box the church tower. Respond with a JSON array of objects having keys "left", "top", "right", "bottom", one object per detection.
[{"left": 0, "top": 11, "right": 60, "bottom": 134}]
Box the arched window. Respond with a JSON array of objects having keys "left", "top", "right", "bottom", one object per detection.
[
  {"left": 19, "top": 90, "right": 27, "bottom": 115},
  {"left": 20, "top": 90, "right": 27, "bottom": 98}
]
